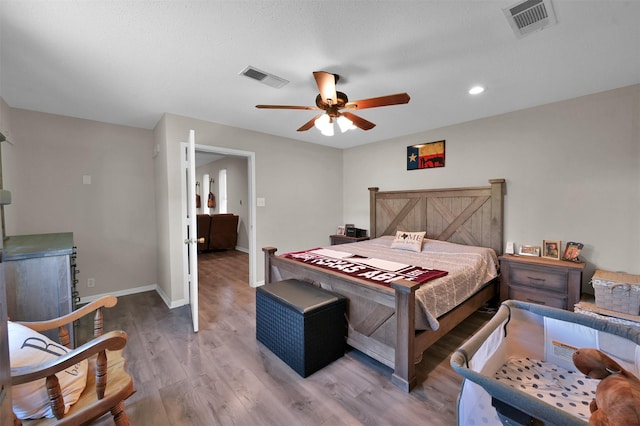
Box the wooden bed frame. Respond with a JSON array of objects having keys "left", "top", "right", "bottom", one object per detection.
[{"left": 263, "top": 178, "right": 505, "bottom": 391}]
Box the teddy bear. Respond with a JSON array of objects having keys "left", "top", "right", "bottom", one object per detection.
[{"left": 573, "top": 348, "right": 640, "bottom": 426}]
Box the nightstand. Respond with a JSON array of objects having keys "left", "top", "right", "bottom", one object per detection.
[
  {"left": 499, "top": 255, "right": 586, "bottom": 311},
  {"left": 329, "top": 235, "right": 370, "bottom": 245}
]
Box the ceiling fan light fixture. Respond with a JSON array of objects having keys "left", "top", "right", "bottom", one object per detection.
[
  {"left": 256, "top": 71, "right": 410, "bottom": 133},
  {"left": 320, "top": 125, "right": 334, "bottom": 137},
  {"left": 337, "top": 115, "right": 353, "bottom": 133},
  {"left": 314, "top": 113, "right": 330, "bottom": 129},
  {"left": 314, "top": 113, "right": 334, "bottom": 136}
]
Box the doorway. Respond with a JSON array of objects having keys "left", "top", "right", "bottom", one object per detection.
[{"left": 184, "top": 143, "right": 256, "bottom": 310}]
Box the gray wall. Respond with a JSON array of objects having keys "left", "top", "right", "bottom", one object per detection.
[
  {"left": 1, "top": 107, "right": 158, "bottom": 299},
  {"left": 343, "top": 84, "right": 640, "bottom": 292}
]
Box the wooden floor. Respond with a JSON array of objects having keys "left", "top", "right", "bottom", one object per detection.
[{"left": 86, "top": 249, "right": 494, "bottom": 425}]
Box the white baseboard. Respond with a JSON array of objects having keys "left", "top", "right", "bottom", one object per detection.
[
  {"left": 80, "top": 284, "right": 187, "bottom": 309},
  {"left": 79, "top": 284, "right": 158, "bottom": 304},
  {"left": 157, "top": 285, "right": 187, "bottom": 309}
]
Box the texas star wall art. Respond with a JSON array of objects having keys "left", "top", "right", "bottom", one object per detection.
[{"left": 407, "top": 140, "right": 445, "bottom": 170}]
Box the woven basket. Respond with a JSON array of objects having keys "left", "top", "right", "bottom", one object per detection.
[{"left": 592, "top": 269, "right": 640, "bottom": 315}]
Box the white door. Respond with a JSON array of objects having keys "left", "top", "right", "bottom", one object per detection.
[{"left": 184, "top": 129, "right": 199, "bottom": 332}]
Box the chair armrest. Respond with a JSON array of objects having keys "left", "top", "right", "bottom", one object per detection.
[
  {"left": 11, "top": 330, "right": 127, "bottom": 386},
  {"left": 15, "top": 296, "right": 117, "bottom": 333}
]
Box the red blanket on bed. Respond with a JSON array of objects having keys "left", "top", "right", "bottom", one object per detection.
[{"left": 281, "top": 248, "right": 448, "bottom": 288}]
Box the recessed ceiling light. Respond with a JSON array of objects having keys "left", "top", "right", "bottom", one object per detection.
[{"left": 469, "top": 86, "right": 485, "bottom": 95}]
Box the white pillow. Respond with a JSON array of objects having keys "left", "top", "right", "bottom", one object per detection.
[
  {"left": 390, "top": 230, "right": 426, "bottom": 252},
  {"left": 8, "top": 321, "right": 88, "bottom": 420}
]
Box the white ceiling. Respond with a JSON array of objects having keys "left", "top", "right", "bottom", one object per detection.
[
  {"left": 195, "top": 151, "right": 225, "bottom": 168},
  {"left": 1, "top": 1, "right": 638, "bottom": 149}
]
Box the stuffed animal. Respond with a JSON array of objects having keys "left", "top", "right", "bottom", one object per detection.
[{"left": 573, "top": 348, "right": 640, "bottom": 426}]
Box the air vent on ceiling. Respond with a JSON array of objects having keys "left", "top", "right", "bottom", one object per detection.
[
  {"left": 239, "top": 66, "right": 289, "bottom": 88},
  {"left": 503, "top": 0, "right": 556, "bottom": 38}
]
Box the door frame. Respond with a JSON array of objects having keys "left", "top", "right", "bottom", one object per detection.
[{"left": 181, "top": 144, "right": 257, "bottom": 301}]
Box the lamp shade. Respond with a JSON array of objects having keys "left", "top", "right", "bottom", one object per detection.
[
  {"left": 314, "top": 113, "right": 334, "bottom": 136},
  {"left": 337, "top": 115, "right": 353, "bottom": 133},
  {"left": 320, "top": 123, "right": 334, "bottom": 136},
  {"left": 314, "top": 113, "right": 330, "bottom": 130}
]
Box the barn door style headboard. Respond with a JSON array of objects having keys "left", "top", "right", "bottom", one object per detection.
[{"left": 368, "top": 179, "right": 505, "bottom": 255}]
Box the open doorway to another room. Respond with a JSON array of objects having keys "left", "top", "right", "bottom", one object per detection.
[{"left": 194, "top": 146, "right": 255, "bottom": 288}]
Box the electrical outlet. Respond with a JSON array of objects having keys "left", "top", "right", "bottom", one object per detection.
[{"left": 88, "top": 278, "right": 95, "bottom": 288}]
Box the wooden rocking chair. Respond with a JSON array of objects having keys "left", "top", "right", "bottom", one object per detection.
[{"left": 10, "top": 296, "right": 135, "bottom": 425}]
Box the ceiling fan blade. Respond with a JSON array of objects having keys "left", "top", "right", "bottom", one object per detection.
[
  {"left": 297, "top": 114, "right": 323, "bottom": 131},
  {"left": 313, "top": 71, "right": 338, "bottom": 106},
  {"left": 345, "top": 93, "right": 410, "bottom": 110},
  {"left": 342, "top": 111, "right": 376, "bottom": 131},
  {"left": 256, "top": 104, "right": 319, "bottom": 110}
]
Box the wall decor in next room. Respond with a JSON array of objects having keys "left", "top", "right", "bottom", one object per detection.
[{"left": 407, "top": 140, "right": 445, "bottom": 170}]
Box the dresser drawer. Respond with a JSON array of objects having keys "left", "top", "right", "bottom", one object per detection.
[
  {"left": 509, "top": 264, "right": 568, "bottom": 293},
  {"left": 499, "top": 255, "right": 585, "bottom": 312},
  {"left": 508, "top": 286, "right": 567, "bottom": 309}
]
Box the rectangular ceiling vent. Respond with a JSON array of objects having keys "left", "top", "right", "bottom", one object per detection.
[
  {"left": 504, "top": 0, "right": 557, "bottom": 38},
  {"left": 239, "top": 66, "right": 289, "bottom": 89}
]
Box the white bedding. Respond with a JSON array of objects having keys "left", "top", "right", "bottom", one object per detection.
[{"left": 328, "top": 236, "right": 499, "bottom": 330}]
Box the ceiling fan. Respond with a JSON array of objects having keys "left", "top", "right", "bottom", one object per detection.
[{"left": 256, "top": 71, "right": 410, "bottom": 135}]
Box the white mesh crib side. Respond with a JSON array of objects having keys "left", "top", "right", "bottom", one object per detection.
[
  {"left": 456, "top": 317, "right": 508, "bottom": 425},
  {"left": 452, "top": 300, "right": 640, "bottom": 426}
]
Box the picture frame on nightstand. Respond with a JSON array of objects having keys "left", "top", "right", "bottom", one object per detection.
[
  {"left": 505, "top": 241, "right": 515, "bottom": 254},
  {"left": 562, "top": 242, "right": 584, "bottom": 262},
  {"left": 519, "top": 245, "right": 541, "bottom": 257},
  {"left": 337, "top": 226, "right": 345, "bottom": 236},
  {"left": 542, "top": 240, "right": 561, "bottom": 260}
]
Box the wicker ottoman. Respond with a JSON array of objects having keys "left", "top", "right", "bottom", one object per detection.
[{"left": 256, "top": 279, "right": 346, "bottom": 377}]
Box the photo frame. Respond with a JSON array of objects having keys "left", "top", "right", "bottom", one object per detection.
[
  {"left": 337, "top": 226, "right": 345, "bottom": 236},
  {"left": 407, "top": 140, "right": 445, "bottom": 170},
  {"left": 562, "top": 241, "right": 584, "bottom": 262},
  {"left": 519, "top": 245, "right": 541, "bottom": 257},
  {"left": 542, "top": 240, "right": 561, "bottom": 260},
  {"left": 505, "top": 241, "right": 515, "bottom": 255}
]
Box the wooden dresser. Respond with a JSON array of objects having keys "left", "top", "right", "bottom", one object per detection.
[
  {"left": 3, "top": 232, "right": 78, "bottom": 343},
  {"left": 499, "top": 255, "right": 585, "bottom": 311}
]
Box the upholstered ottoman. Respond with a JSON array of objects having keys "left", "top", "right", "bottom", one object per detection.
[{"left": 256, "top": 279, "right": 346, "bottom": 377}]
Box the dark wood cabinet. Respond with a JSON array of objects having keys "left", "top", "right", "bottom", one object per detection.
[
  {"left": 499, "top": 255, "right": 585, "bottom": 311},
  {"left": 329, "top": 234, "right": 370, "bottom": 245},
  {"left": 3, "top": 233, "right": 77, "bottom": 343}
]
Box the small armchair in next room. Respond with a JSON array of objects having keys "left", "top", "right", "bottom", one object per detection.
[{"left": 209, "top": 214, "right": 239, "bottom": 250}]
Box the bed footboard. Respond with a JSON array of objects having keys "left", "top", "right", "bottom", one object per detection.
[
  {"left": 389, "top": 279, "right": 419, "bottom": 391},
  {"left": 262, "top": 246, "right": 421, "bottom": 391}
]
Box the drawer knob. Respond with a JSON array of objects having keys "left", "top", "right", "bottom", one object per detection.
[{"left": 527, "top": 276, "right": 546, "bottom": 282}]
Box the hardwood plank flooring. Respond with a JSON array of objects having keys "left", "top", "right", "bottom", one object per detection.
[{"left": 84, "top": 250, "right": 493, "bottom": 425}]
